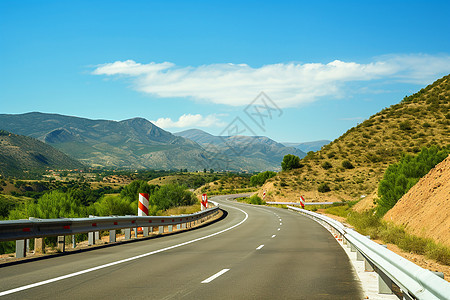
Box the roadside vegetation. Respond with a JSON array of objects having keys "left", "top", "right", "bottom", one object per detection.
[
  {"left": 196, "top": 173, "right": 257, "bottom": 195},
  {"left": 376, "top": 145, "right": 449, "bottom": 215},
  {"left": 0, "top": 179, "right": 198, "bottom": 255},
  {"left": 236, "top": 195, "right": 266, "bottom": 205},
  {"left": 315, "top": 146, "right": 450, "bottom": 265}
]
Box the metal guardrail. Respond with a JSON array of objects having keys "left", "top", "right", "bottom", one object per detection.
[
  {"left": 0, "top": 205, "right": 220, "bottom": 258},
  {"left": 266, "top": 201, "right": 335, "bottom": 206},
  {"left": 288, "top": 206, "right": 450, "bottom": 300}
]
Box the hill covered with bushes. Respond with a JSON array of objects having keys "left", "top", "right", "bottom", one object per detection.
[{"left": 260, "top": 74, "right": 450, "bottom": 203}]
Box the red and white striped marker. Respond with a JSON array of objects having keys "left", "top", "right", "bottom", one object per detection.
[
  {"left": 262, "top": 190, "right": 266, "bottom": 200},
  {"left": 201, "top": 194, "right": 208, "bottom": 210},
  {"left": 138, "top": 193, "right": 149, "bottom": 216},
  {"left": 299, "top": 195, "right": 305, "bottom": 209}
]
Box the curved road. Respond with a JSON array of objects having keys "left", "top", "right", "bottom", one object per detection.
[{"left": 0, "top": 196, "right": 363, "bottom": 299}]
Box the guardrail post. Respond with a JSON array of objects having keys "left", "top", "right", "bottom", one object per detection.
[
  {"left": 376, "top": 244, "right": 393, "bottom": 294},
  {"left": 15, "top": 239, "right": 26, "bottom": 258},
  {"left": 149, "top": 226, "right": 153, "bottom": 234},
  {"left": 177, "top": 224, "right": 181, "bottom": 230},
  {"left": 125, "top": 228, "right": 131, "bottom": 240},
  {"left": 364, "top": 257, "right": 374, "bottom": 271},
  {"left": 134, "top": 228, "right": 138, "bottom": 238},
  {"left": 143, "top": 227, "right": 149, "bottom": 237},
  {"left": 378, "top": 270, "right": 393, "bottom": 294},
  {"left": 35, "top": 238, "right": 44, "bottom": 253},
  {"left": 57, "top": 236, "right": 65, "bottom": 252},
  {"left": 95, "top": 231, "right": 100, "bottom": 242},
  {"left": 168, "top": 225, "right": 173, "bottom": 232},
  {"left": 72, "top": 235, "right": 76, "bottom": 248},
  {"left": 356, "top": 250, "right": 364, "bottom": 261},
  {"left": 159, "top": 226, "right": 164, "bottom": 234},
  {"left": 109, "top": 230, "right": 116, "bottom": 243},
  {"left": 182, "top": 223, "right": 186, "bottom": 229},
  {"left": 88, "top": 232, "right": 95, "bottom": 246}
]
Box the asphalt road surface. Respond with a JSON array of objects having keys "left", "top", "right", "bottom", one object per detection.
[{"left": 0, "top": 195, "right": 363, "bottom": 299}]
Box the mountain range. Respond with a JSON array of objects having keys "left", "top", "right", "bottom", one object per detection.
[
  {"left": 282, "top": 140, "right": 330, "bottom": 153},
  {"left": 0, "top": 130, "right": 83, "bottom": 178},
  {"left": 174, "top": 129, "right": 306, "bottom": 170},
  {"left": 0, "top": 113, "right": 309, "bottom": 172}
]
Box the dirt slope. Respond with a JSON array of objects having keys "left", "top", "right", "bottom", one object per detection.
[{"left": 383, "top": 155, "right": 450, "bottom": 247}]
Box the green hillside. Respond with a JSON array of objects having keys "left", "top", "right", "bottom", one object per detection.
[
  {"left": 260, "top": 74, "right": 450, "bottom": 203},
  {"left": 0, "top": 130, "right": 84, "bottom": 178}
]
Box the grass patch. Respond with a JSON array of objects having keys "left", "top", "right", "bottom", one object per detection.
[
  {"left": 236, "top": 195, "right": 266, "bottom": 205},
  {"left": 206, "top": 187, "right": 257, "bottom": 196},
  {"left": 346, "top": 210, "right": 450, "bottom": 265},
  {"left": 158, "top": 202, "right": 202, "bottom": 216}
]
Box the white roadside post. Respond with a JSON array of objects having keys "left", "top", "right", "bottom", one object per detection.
[{"left": 138, "top": 193, "right": 150, "bottom": 236}]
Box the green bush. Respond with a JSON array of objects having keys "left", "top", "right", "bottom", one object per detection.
[
  {"left": 250, "top": 171, "right": 277, "bottom": 186},
  {"left": 149, "top": 184, "right": 197, "bottom": 213},
  {"left": 321, "top": 161, "right": 332, "bottom": 170},
  {"left": 342, "top": 160, "right": 354, "bottom": 169},
  {"left": 318, "top": 183, "right": 331, "bottom": 193},
  {"left": 93, "top": 195, "right": 134, "bottom": 216},
  {"left": 377, "top": 146, "right": 449, "bottom": 215},
  {"left": 399, "top": 121, "right": 412, "bottom": 131},
  {"left": 238, "top": 195, "right": 266, "bottom": 205}
]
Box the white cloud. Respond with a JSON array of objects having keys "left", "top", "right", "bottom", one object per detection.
[
  {"left": 92, "top": 54, "right": 450, "bottom": 108},
  {"left": 152, "top": 113, "right": 226, "bottom": 129}
]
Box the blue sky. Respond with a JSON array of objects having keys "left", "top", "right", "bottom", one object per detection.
[{"left": 1, "top": 0, "right": 449, "bottom": 143}]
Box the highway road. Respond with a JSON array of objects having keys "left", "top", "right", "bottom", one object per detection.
[{"left": 0, "top": 195, "right": 363, "bottom": 299}]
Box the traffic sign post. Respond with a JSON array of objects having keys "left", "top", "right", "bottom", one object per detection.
[
  {"left": 299, "top": 195, "right": 305, "bottom": 209},
  {"left": 201, "top": 194, "right": 208, "bottom": 210}
]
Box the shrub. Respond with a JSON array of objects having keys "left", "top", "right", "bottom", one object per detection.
[
  {"left": 399, "top": 121, "right": 412, "bottom": 131},
  {"left": 93, "top": 195, "right": 134, "bottom": 216},
  {"left": 327, "top": 151, "right": 336, "bottom": 159},
  {"left": 149, "top": 184, "right": 197, "bottom": 212},
  {"left": 342, "top": 160, "right": 354, "bottom": 169},
  {"left": 250, "top": 171, "right": 277, "bottom": 186},
  {"left": 321, "top": 161, "right": 332, "bottom": 170},
  {"left": 318, "top": 183, "right": 331, "bottom": 193},
  {"left": 238, "top": 195, "right": 266, "bottom": 205}
]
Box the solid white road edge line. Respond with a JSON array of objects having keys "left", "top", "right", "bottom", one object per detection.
[
  {"left": 256, "top": 245, "right": 264, "bottom": 250},
  {"left": 0, "top": 204, "right": 249, "bottom": 297},
  {"left": 201, "top": 269, "right": 230, "bottom": 283},
  {"left": 271, "top": 235, "right": 276, "bottom": 238}
]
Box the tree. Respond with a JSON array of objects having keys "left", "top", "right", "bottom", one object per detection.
[
  {"left": 120, "top": 180, "right": 159, "bottom": 203},
  {"left": 281, "top": 154, "right": 302, "bottom": 171}
]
